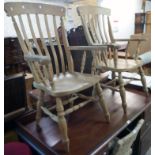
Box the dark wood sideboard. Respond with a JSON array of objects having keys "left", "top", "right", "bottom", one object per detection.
[{"left": 15, "top": 87, "right": 151, "bottom": 155}]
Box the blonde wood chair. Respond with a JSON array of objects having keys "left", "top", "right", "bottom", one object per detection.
[
  {"left": 109, "top": 119, "right": 144, "bottom": 155},
  {"left": 77, "top": 5, "right": 149, "bottom": 114},
  {"left": 5, "top": 2, "right": 110, "bottom": 152}
]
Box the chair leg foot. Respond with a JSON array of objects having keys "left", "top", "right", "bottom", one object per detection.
[
  {"left": 56, "top": 98, "right": 70, "bottom": 152},
  {"left": 36, "top": 124, "right": 42, "bottom": 132},
  {"left": 64, "top": 139, "right": 70, "bottom": 152},
  {"left": 139, "top": 67, "right": 149, "bottom": 96},
  {"left": 96, "top": 83, "right": 110, "bottom": 123},
  {"left": 35, "top": 90, "right": 44, "bottom": 127},
  {"left": 105, "top": 113, "right": 111, "bottom": 123},
  {"left": 122, "top": 101, "right": 127, "bottom": 114},
  {"left": 118, "top": 72, "right": 127, "bottom": 114}
]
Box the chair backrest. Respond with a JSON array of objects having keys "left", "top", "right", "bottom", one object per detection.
[
  {"left": 77, "top": 5, "right": 120, "bottom": 69},
  {"left": 127, "top": 33, "right": 151, "bottom": 57},
  {"left": 5, "top": 2, "right": 74, "bottom": 87},
  {"left": 77, "top": 5, "right": 114, "bottom": 45},
  {"left": 112, "top": 119, "right": 144, "bottom": 155}
]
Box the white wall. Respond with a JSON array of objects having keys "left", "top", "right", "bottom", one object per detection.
[{"left": 97, "top": 0, "right": 151, "bottom": 39}]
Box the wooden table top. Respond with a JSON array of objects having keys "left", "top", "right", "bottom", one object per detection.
[{"left": 16, "top": 88, "right": 150, "bottom": 155}]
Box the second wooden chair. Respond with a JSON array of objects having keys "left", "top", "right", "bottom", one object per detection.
[{"left": 77, "top": 5, "right": 149, "bottom": 114}]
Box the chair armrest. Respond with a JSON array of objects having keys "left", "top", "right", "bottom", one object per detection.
[
  {"left": 69, "top": 45, "right": 107, "bottom": 51},
  {"left": 24, "top": 54, "right": 51, "bottom": 65},
  {"left": 69, "top": 44, "right": 120, "bottom": 51},
  {"left": 115, "top": 38, "right": 146, "bottom": 42},
  {"left": 138, "top": 51, "right": 151, "bottom": 65}
]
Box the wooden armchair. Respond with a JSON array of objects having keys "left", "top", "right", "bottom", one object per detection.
[
  {"left": 109, "top": 119, "right": 144, "bottom": 155},
  {"left": 5, "top": 2, "right": 110, "bottom": 152},
  {"left": 77, "top": 5, "right": 149, "bottom": 114}
]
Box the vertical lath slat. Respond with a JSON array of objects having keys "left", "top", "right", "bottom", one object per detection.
[
  {"left": 44, "top": 14, "right": 60, "bottom": 76},
  {"left": 36, "top": 14, "right": 49, "bottom": 56},
  {"left": 88, "top": 14, "right": 97, "bottom": 44},
  {"left": 81, "top": 15, "right": 93, "bottom": 45},
  {"left": 53, "top": 15, "right": 65, "bottom": 74},
  {"left": 96, "top": 14, "right": 105, "bottom": 43},
  {"left": 18, "top": 15, "right": 42, "bottom": 82},
  {"left": 113, "top": 47, "right": 118, "bottom": 68},
  {"left": 92, "top": 15, "right": 103, "bottom": 65},
  {"left": 92, "top": 15, "right": 101, "bottom": 44},
  {"left": 18, "top": 15, "right": 35, "bottom": 54},
  {"left": 102, "top": 15, "right": 112, "bottom": 59},
  {"left": 27, "top": 13, "right": 47, "bottom": 84},
  {"left": 29, "top": 62, "right": 41, "bottom": 82},
  {"left": 27, "top": 14, "right": 42, "bottom": 55},
  {"left": 96, "top": 13, "right": 108, "bottom": 66},
  {"left": 12, "top": 16, "right": 28, "bottom": 54},
  {"left": 18, "top": 15, "right": 41, "bottom": 80},
  {"left": 107, "top": 17, "right": 114, "bottom": 43},
  {"left": 61, "top": 17, "right": 74, "bottom": 73},
  {"left": 35, "top": 14, "right": 53, "bottom": 81},
  {"left": 91, "top": 51, "right": 97, "bottom": 75},
  {"left": 101, "top": 49, "right": 108, "bottom": 66},
  {"left": 12, "top": 16, "right": 41, "bottom": 82},
  {"left": 80, "top": 51, "right": 86, "bottom": 73},
  {"left": 102, "top": 14, "right": 109, "bottom": 43}
]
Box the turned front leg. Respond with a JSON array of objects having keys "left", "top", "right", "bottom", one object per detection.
[
  {"left": 138, "top": 67, "right": 149, "bottom": 96},
  {"left": 96, "top": 83, "right": 110, "bottom": 123},
  {"left": 118, "top": 72, "right": 127, "bottom": 114},
  {"left": 56, "top": 98, "right": 70, "bottom": 152}
]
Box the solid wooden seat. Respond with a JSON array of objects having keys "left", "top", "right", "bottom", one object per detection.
[
  {"left": 5, "top": 2, "right": 110, "bottom": 152},
  {"left": 97, "top": 58, "right": 142, "bottom": 72},
  {"left": 33, "top": 72, "right": 101, "bottom": 97},
  {"left": 77, "top": 5, "right": 149, "bottom": 114}
]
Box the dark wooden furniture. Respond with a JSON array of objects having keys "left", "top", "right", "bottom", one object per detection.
[
  {"left": 4, "top": 73, "right": 26, "bottom": 122},
  {"left": 135, "top": 13, "right": 145, "bottom": 34},
  {"left": 4, "top": 37, "right": 28, "bottom": 76},
  {"left": 15, "top": 86, "right": 150, "bottom": 155}
]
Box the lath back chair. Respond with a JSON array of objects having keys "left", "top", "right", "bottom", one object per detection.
[
  {"left": 77, "top": 5, "right": 149, "bottom": 114},
  {"left": 110, "top": 119, "right": 144, "bottom": 155},
  {"left": 5, "top": 2, "right": 110, "bottom": 152}
]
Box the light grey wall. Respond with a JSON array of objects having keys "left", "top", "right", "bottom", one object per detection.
[{"left": 97, "top": 0, "right": 151, "bottom": 39}]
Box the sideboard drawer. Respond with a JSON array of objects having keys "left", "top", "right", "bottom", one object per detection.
[
  {"left": 140, "top": 126, "right": 151, "bottom": 155},
  {"left": 141, "top": 105, "right": 151, "bottom": 136}
]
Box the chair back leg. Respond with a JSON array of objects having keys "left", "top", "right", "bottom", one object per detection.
[
  {"left": 36, "top": 90, "right": 44, "bottom": 128},
  {"left": 118, "top": 72, "right": 127, "bottom": 114},
  {"left": 96, "top": 83, "right": 110, "bottom": 123},
  {"left": 138, "top": 67, "right": 149, "bottom": 96}
]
